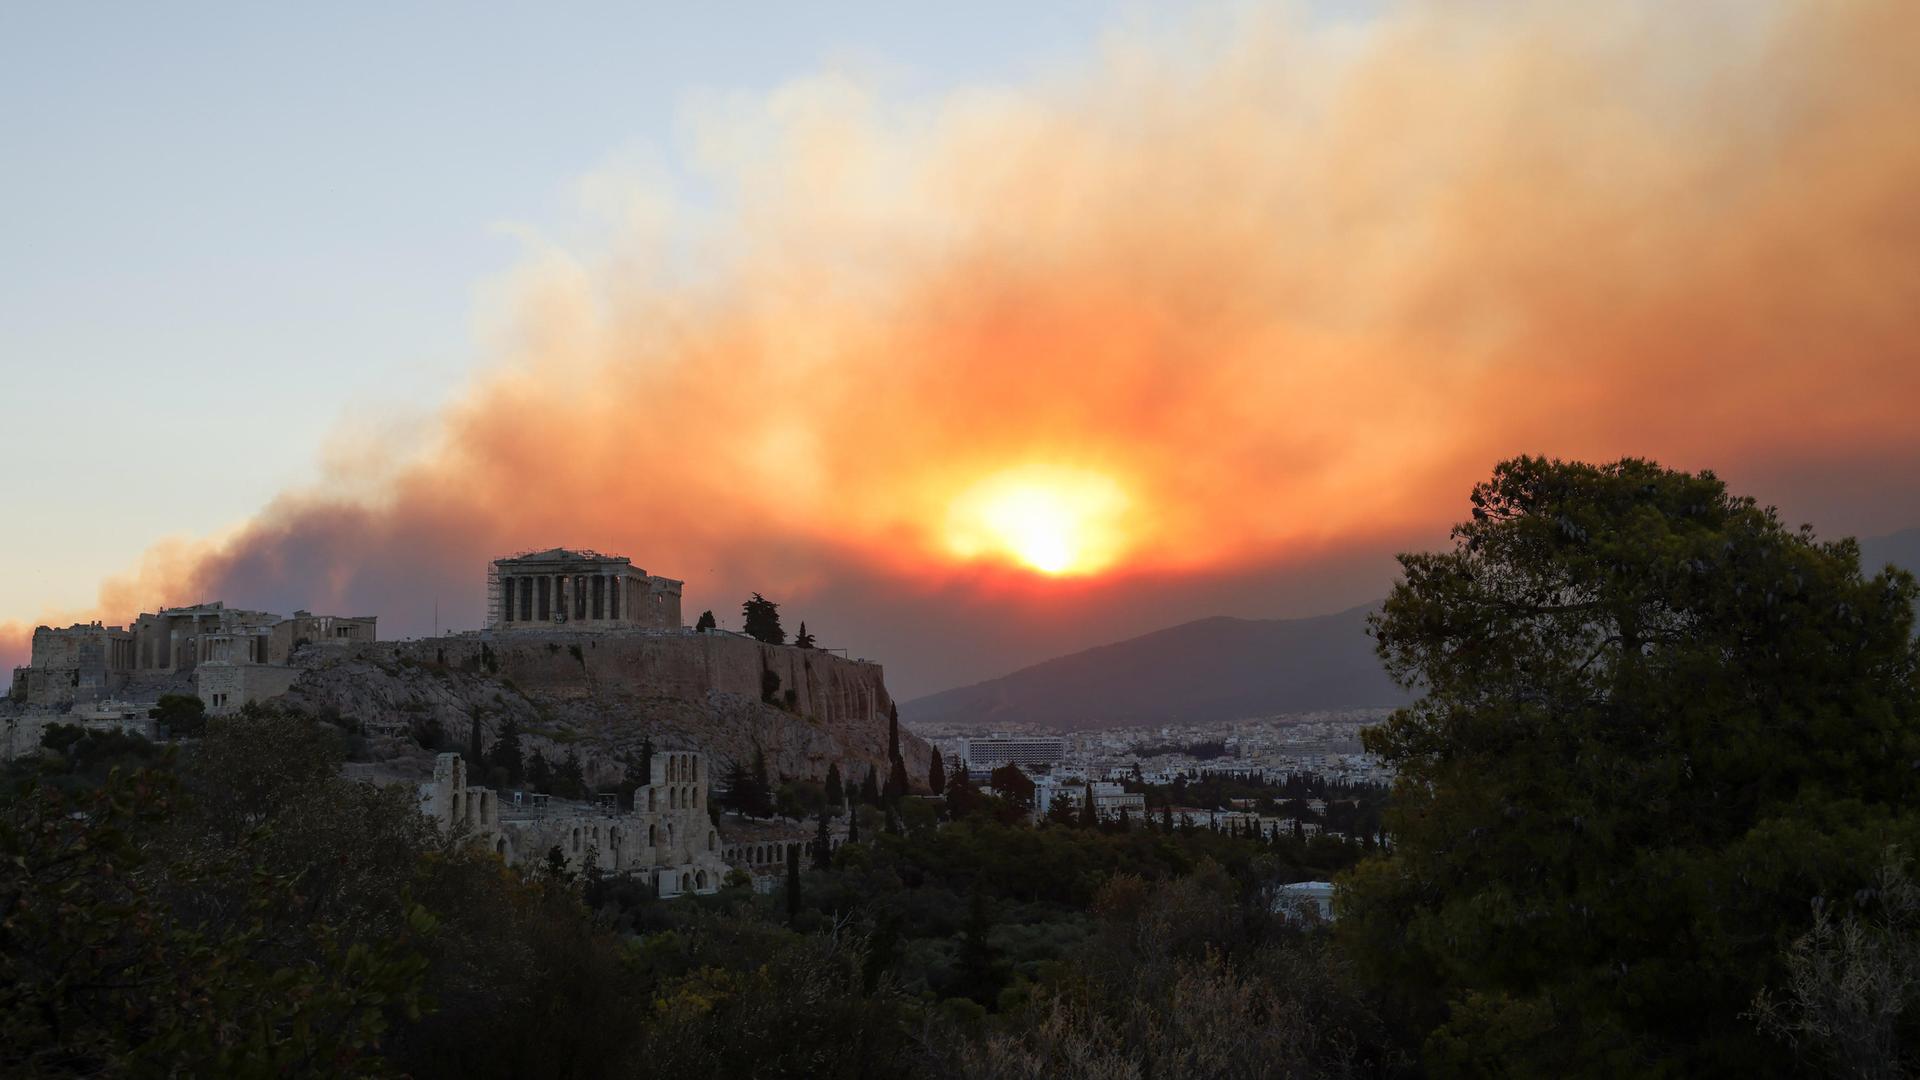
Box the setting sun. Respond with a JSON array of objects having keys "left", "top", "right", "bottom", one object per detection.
[{"left": 945, "top": 466, "right": 1131, "bottom": 576}]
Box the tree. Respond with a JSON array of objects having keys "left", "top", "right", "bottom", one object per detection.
[
  {"left": 824, "top": 761, "right": 844, "bottom": 810},
  {"left": 150, "top": 693, "right": 206, "bottom": 737},
  {"left": 945, "top": 765, "right": 979, "bottom": 819},
  {"left": 846, "top": 803, "right": 860, "bottom": 844},
  {"left": 785, "top": 844, "right": 802, "bottom": 921},
  {"left": 813, "top": 812, "right": 834, "bottom": 870},
  {"left": 1079, "top": 785, "right": 1098, "bottom": 829},
  {"left": 742, "top": 593, "right": 785, "bottom": 645},
  {"left": 760, "top": 668, "right": 782, "bottom": 705},
  {"left": 884, "top": 758, "right": 909, "bottom": 805},
  {"left": 526, "top": 749, "right": 553, "bottom": 792},
  {"left": 928, "top": 747, "right": 947, "bottom": 796},
  {"left": 0, "top": 767, "right": 431, "bottom": 1077},
  {"left": 953, "top": 888, "right": 1003, "bottom": 1006},
  {"left": 1342, "top": 457, "right": 1920, "bottom": 1076},
  {"left": 859, "top": 766, "right": 880, "bottom": 807},
  {"left": 695, "top": 609, "right": 717, "bottom": 632},
  {"left": 989, "top": 763, "right": 1035, "bottom": 808},
  {"left": 558, "top": 748, "right": 585, "bottom": 800},
  {"left": 466, "top": 713, "right": 485, "bottom": 770},
  {"left": 887, "top": 704, "right": 901, "bottom": 760},
  {"left": 750, "top": 747, "right": 774, "bottom": 817},
  {"left": 1161, "top": 802, "right": 1175, "bottom": 834},
  {"left": 1753, "top": 848, "right": 1920, "bottom": 1078},
  {"left": 794, "top": 622, "right": 815, "bottom": 649},
  {"left": 489, "top": 716, "right": 525, "bottom": 786}
]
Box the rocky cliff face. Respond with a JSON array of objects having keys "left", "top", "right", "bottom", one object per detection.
[{"left": 275, "top": 629, "right": 930, "bottom": 790}]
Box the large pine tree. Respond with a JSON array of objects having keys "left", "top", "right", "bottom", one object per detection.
[
  {"left": 1346, "top": 456, "right": 1920, "bottom": 1075},
  {"left": 741, "top": 593, "right": 785, "bottom": 645}
]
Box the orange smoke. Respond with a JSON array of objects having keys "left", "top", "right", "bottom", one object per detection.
[{"left": 8, "top": 1, "right": 1920, "bottom": 691}]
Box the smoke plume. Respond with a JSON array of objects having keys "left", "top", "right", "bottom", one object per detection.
[{"left": 7, "top": 0, "right": 1920, "bottom": 695}]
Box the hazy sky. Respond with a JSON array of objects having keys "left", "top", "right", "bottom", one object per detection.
[
  {"left": 2, "top": 2, "right": 1248, "bottom": 615},
  {"left": 4, "top": 1, "right": 1917, "bottom": 698}
]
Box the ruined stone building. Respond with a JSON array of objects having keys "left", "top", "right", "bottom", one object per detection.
[
  {"left": 486, "top": 548, "right": 682, "bottom": 632},
  {"left": 421, "top": 749, "right": 731, "bottom": 897},
  {"left": 7, "top": 601, "right": 376, "bottom": 716}
]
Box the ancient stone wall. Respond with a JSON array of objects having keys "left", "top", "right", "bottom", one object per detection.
[
  {"left": 9, "top": 623, "right": 135, "bottom": 707},
  {"left": 381, "top": 629, "right": 893, "bottom": 729},
  {"left": 419, "top": 750, "right": 732, "bottom": 896},
  {"left": 196, "top": 662, "right": 302, "bottom": 715}
]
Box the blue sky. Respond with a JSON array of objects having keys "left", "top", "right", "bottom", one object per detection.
[{"left": 5, "top": 1, "right": 1327, "bottom": 617}]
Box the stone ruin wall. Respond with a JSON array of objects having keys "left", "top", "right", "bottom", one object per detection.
[{"left": 423, "top": 749, "right": 733, "bottom": 896}]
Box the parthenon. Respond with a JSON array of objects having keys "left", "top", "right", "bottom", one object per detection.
[{"left": 487, "top": 548, "right": 682, "bottom": 632}]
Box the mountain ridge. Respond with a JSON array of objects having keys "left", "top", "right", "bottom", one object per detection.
[{"left": 904, "top": 604, "right": 1407, "bottom": 732}]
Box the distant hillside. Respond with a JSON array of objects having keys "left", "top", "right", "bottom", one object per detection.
[
  {"left": 904, "top": 605, "right": 1406, "bottom": 732},
  {"left": 1862, "top": 527, "right": 1920, "bottom": 577}
]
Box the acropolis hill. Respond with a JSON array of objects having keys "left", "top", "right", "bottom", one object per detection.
[{"left": 5, "top": 548, "right": 931, "bottom": 796}]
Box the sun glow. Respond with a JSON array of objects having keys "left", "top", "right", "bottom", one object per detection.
[{"left": 945, "top": 466, "right": 1132, "bottom": 576}]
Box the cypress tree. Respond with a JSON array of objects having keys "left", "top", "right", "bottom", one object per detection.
[
  {"left": 1162, "top": 802, "right": 1174, "bottom": 833},
  {"left": 824, "top": 761, "right": 844, "bottom": 810},
  {"left": 750, "top": 747, "right": 772, "bottom": 817},
  {"left": 489, "top": 716, "right": 525, "bottom": 785},
  {"left": 1079, "top": 785, "right": 1098, "bottom": 828},
  {"left": 814, "top": 811, "right": 833, "bottom": 870},
  {"left": 860, "top": 766, "right": 880, "bottom": 807},
  {"left": 847, "top": 803, "right": 861, "bottom": 844},
  {"left": 884, "top": 757, "right": 909, "bottom": 804},
  {"left": 928, "top": 747, "right": 946, "bottom": 796},
  {"left": 887, "top": 703, "right": 900, "bottom": 759},
  {"left": 785, "top": 843, "right": 801, "bottom": 920},
  {"left": 466, "top": 714, "right": 484, "bottom": 770}
]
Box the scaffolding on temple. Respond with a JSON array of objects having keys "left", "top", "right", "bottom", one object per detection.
[{"left": 484, "top": 560, "right": 502, "bottom": 629}]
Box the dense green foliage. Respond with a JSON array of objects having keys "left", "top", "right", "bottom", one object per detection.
[
  {"left": 1345, "top": 457, "right": 1920, "bottom": 1075},
  {"left": 149, "top": 692, "right": 207, "bottom": 736}
]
